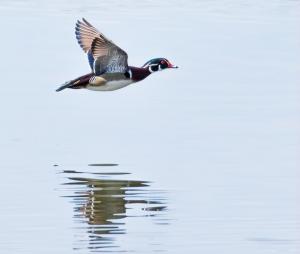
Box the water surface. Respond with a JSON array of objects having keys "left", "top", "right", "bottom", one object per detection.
[
  {"left": 0, "top": 0, "right": 299, "bottom": 253},
  {"left": 60, "top": 165, "right": 168, "bottom": 252}
]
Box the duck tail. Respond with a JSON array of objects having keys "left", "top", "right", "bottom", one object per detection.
[
  {"left": 56, "top": 81, "right": 73, "bottom": 92},
  {"left": 56, "top": 73, "right": 94, "bottom": 92}
]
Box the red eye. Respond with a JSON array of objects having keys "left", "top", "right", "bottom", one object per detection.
[{"left": 160, "top": 60, "right": 165, "bottom": 64}]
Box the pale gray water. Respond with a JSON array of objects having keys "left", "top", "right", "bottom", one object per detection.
[{"left": 0, "top": 0, "right": 299, "bottom": 253}]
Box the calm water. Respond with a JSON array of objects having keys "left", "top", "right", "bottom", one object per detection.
[{"left": 0, "top": 0, "right": 299, "bottom": 253}]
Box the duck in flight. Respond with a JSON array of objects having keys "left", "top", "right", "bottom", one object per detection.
[{"left": 56, "top": 18, "right": 178, "bottom": 92}]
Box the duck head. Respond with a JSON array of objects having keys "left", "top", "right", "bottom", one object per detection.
[{"left": 142, "top": 58, "right": 178, "bottom": 73}]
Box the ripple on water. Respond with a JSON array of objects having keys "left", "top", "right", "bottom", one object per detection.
[{"left": 59, "top": 164, "right": 168, "bottom": 252}]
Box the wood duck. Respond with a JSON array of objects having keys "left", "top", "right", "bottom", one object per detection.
[{"left": 56, "top": 18, "right": 178, "bottom": 92}]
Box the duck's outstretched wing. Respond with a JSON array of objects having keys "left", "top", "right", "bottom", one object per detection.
[{"left": 75, "top": 18, "right": 128, "bottom": 75}]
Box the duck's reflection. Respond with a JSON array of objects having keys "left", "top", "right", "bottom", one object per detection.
[{"left": 61, "top": 168, "right": 167, "bottom": 251}]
